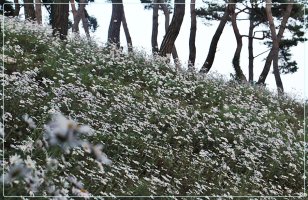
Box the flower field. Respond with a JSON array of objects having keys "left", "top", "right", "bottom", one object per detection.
[{"left": 1, "top": 18, "right": 307, "bottom": 199}]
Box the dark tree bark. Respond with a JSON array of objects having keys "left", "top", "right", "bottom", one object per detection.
[
  {"left": 248, "top": 0, "right": 257, "bottom": 82},
  {"left": 230, "top": 2, "right": 247, "bottom": 82},
  {"left": 121, "top": 5, "right": 132, "bottom": 52},
  {"left": 159, "top": 0, "right": 180, "bottom": 69},
  {"left": 256, "top": 0, "right": 293, "bottom": 86},
  {"left": 264, "top": 0, "right": 286, "bottom": 94},
  {"left": 24, "top": 0, "right": 36, "bottom": 20},
  {"left": 51, "top": 0, "right": 69, "bottom": 40},
  {"left": 199, "top": 4, "right": 230, "bottom": 73},
  {"left": 188, "top": 0, "right": 196, "bottom": 69},
  {"left": 152, "top": 0, "right": 159, "bottom": 54},
  {"left": 81, "top": 5, "right": 90, "bottom": 38},
  {"left": 72, "top": 0, "right": 90, "bottom": 38},
  {"left": 70, "top": 0, "right": 77, "bottom": 16},
  {"left": 35, "top": 0, "right": 42, "bottom": 24},
  {"left": 14, "top": 0, "right": 20, "bottom": 16},
  {"left": 71, "top": 0, "right": 79, "bottom": 31},
  {"left": 160, "top": 0, "right": 185, "bottom": 58},
  {"left": 108, "top": 0, "right": 123, "bottom": 48},
  {"left": 248, "top": 12, "right": 254, "bottom": 82}
]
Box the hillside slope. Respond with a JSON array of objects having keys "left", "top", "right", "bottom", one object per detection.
[{"left": 1, "top": 18, "right": 307, "bottom": 198}]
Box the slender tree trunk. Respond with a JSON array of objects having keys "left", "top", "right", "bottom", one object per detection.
[
  {"left": 265, "top": 0, "right": 284, "bottom": 93},
  {"left": 230, "top": 3, "right": 247, "bottom": 82},
  {"left": 122, "top": 6, "right": 133, "bottom": 52},
  {"left": 248, "top": 1, "right": 256, "bottom": 82},
  {"left": 35, "top": 0, "right": 42, "bottom": 24},
  {"left": 160, "top": 0, "right": 185, "bottom": 58},
  {"left": 24, "top": 0, "right": 36, "bottom": 20},
  {"left": 81, "top": 4, "right": 90, "bottom": 38},
  {"left": 199, "top": 4, "right": 230, "bottom": 73},
  {"left": 152, "top": 0, "right": 159, "bottom": 54},
  {"left": 14, "top": 0, "right": 20, "bottom": 17},
  {"left": 72, "top": 0, "right": 81, "bottom": 33},
  {"left": 72, "top": 0, "right": 90, "bottom": 38},
  {"left": 159, "top": 0, "right": 180, "bottom": 69},
  {"left": 188, "top": 0, "right": 196, "bottom": 69},
  {"left": 248, "top": 15, "right": 254, "bottom": 82},
  {"left": 107, "top": 0, "right": 123, "bottom": 48},
  {"left": 256, "top": 0, "right": 293, "bottom": 85},
  {"left": 70, "top": 0, "right": 78, "bottom": 32},
  {"left": 52, "top": 0, "right": 69, "bottom": 40},
  {"left": 70, "top": 0, "right": 77, "bottom": 17}
]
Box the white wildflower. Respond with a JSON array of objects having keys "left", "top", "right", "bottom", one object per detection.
[
  {"left": 44, "top": 113, "right": 79, "bottom": 146},
  {"left": 81, "top": 142, "right": 92, "bottom": 153},
  {"left": 24, "top": 156, "right": 36, "bottom": 169},
  {"left": 22, "top": 114, "right": 36, "bottom": 128},
  {"left": 47, "top": 184, "right": 56, "bottom": 194},
  {"left": 35, "top": 139, "right": 43, "bottom": 148},
  {"left": 2, "top": 164, "right": 30, "bottom": 184},
  {"left": 77, "top": 125, "right": 94, "bottom": 136},
  {"left": 91, "top": 144, "right": 112, "bottom": 166},
  {"left": 24, "top": 172, "right": 43, "bottom": 193},
  {"left": 68, "top": 176, "right": 84, "bottom": 189},
  {"left": 9, "top": 154, "right": 23, "bottom": 165},
  {"left": 46, "top": 157, "right": 59, "bottom": 170}
]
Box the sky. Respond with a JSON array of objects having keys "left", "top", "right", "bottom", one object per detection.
[{"left": 8, "top": 0, "right": 308, "bottom": 100}]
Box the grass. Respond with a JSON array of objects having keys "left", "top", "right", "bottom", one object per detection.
[{"left": 1, "top": 17, "right": 307, "bottom": 199}]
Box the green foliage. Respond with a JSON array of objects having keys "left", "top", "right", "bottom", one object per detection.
[
  {"left": 140, "top": 0, "right": 173, "bottom": 11},
  {"left": 196, "top": 1, "right": 227, "bottom": 21}
]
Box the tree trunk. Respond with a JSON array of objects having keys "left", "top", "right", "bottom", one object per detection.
[
  {"left": 108, "top": 0, "right": 123, "bottom": 48},
  {"left": 122, "top": 6, "right": 133, "bottom": 52},
  {"left": 24, "top": 0, "right": 36, "bottom": 20},
  {"left": 70, "top": 0, "right": 79, "bottom": 33},
  {"left": 256, "top": 1, "right": 293, "bottom": 85},
  {"left": 35, "top": 0, "right": 42, "bottom": 24},
  {"left": 188, "top": 0, "right": 196, "bottom": 69},
  {"left": 159, "top": 0, "right": 180, "bottom": 69},
  {"left": 51, "top": 0, "right": 69, "bottom": 40},
  {"left": 70, "top": 0, "right": 77, "bottom": 17},
  {"left": 248, "top": 14, "right": 254, "bottom": 82},
  {"left": 248, "top": 0, "right": 256, "bottom": 82},
  {"left": 72, "top": 0, "right": 90, "bottom": 38},
  {"left": 72, "top": 0, "right": 81, "bottom": 33},
  {"left": 152, "top": 0, "right": 159, "bottom": 54},
  {"left": 160, "top": 0, "right": 185, "bottom": 58},
  {"left": 231, "top": 14, "right": 242, "bottom": 75},
  {"left": 230, "top": 2, "right": 247, "bottom": 82},
  {"left": 81, "top": 5, "right": 90, "bottom": 38},
  {"left": 199, "top": 4, "right": 230, "bottom": 73},
  {"left": 265, "top": 0, "right": 285, "bottom": 94},
  {"left": 14, "top": 0, "right": 20, "bottom": 17}
]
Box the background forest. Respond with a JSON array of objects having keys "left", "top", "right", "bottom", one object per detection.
[{"left": 0, "top": 0, "right": 308, "bottom": 199}]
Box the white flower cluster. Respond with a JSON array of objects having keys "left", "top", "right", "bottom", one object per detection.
[{"left": 2, "top": 112, "right": 111, "bottom": 197}]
